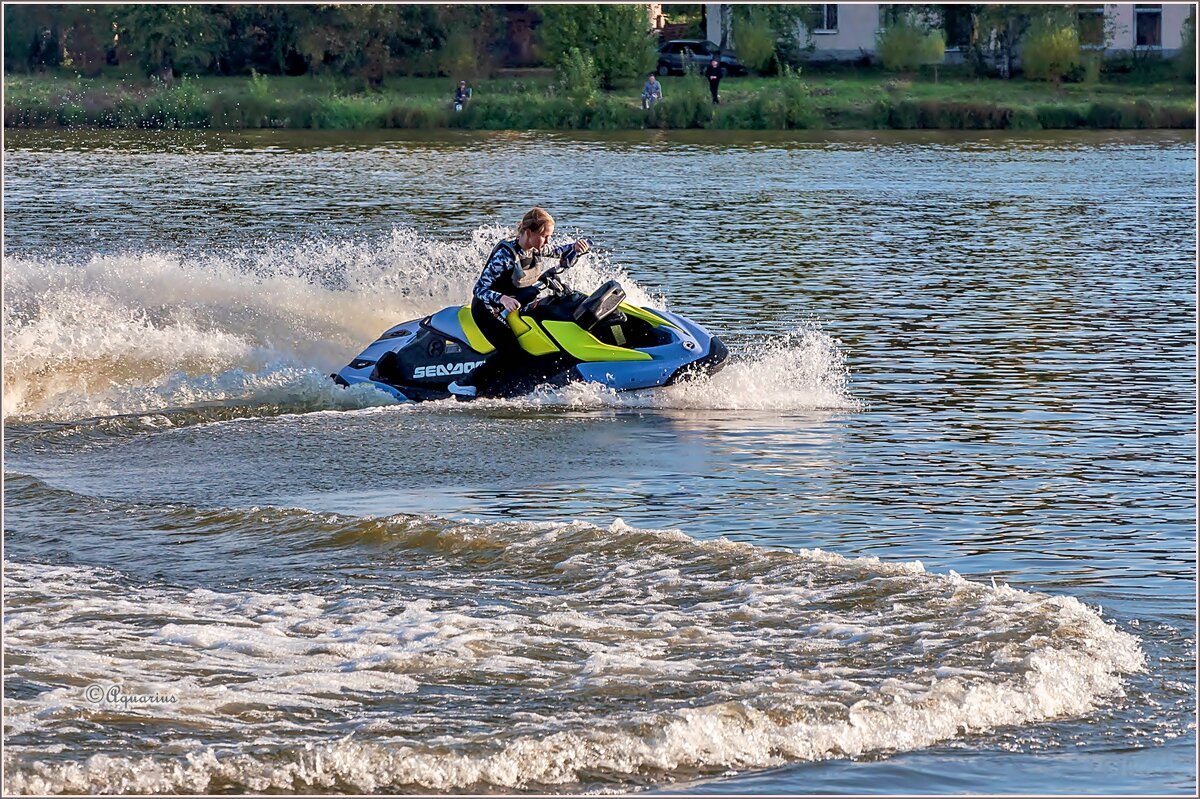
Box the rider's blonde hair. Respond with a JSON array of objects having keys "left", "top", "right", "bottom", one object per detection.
[{"left": 517, "top": 207, "right": 554, "bottom": 237}]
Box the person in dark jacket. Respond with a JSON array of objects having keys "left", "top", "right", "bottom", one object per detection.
[
  {"left": 453, "top": 80, "right": 472, "bottom": 111},
  {"left": 705, "top": 57, "right": 722, "bottom": 104},
  {"left": 448, "top": 207, "right": 590, "bottom": 398}
]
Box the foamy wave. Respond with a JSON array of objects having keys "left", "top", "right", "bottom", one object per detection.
[
  {"left": 1, "top": 229, "right": 664, "bottom": 422},
  {"left": 3, "top": 523, "right": 1143, "bottom": 793}
]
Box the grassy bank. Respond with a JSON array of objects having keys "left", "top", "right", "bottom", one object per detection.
[{"left": 4, "top": 70, "right": 1195, "bottom": 131}]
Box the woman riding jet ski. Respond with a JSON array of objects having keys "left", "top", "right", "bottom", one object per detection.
[{"left": 331, "top": 210, "right": 728, "bottom": 402}]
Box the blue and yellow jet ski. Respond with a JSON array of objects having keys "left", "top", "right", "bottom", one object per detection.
[{"left": 331, "top": 272, "right": 728, "bottom": 402}]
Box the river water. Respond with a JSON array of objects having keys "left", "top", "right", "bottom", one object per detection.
[{"left": 2, "top": 129, "right": 1195, "bottom": 795}]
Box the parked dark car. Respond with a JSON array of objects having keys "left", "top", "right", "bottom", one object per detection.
[{"left": 656, "top": 39, "right": 747, "bottom": 77}]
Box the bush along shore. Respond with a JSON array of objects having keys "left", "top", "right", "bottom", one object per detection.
[{"left": 4, "top": 71, "right": 1195, "bottom": 131}]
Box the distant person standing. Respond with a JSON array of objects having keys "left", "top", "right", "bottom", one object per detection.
[
  {"left": 705, "top": 57, "right": 722, "bottom": 104},
  {"left": 641, "top": 73, "right": 662, "bottom": 109}
]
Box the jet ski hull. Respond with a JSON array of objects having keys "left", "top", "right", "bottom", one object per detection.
[{"left": 332, "top": 299, "right": 728, "bottom": 402}]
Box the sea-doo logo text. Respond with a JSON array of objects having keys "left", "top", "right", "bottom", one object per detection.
[{"left": 413, "top": 361, "right": 486, "bottom": 379}]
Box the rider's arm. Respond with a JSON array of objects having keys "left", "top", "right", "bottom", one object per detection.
[
  {"left": 473, "top": 246, "right": 516, "bottom": 308},
  {"left": 543, "top": 238, "right": 593, "bottom": 270}
]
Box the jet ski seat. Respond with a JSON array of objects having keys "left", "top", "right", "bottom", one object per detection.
[{"left": 424, "top": 305, "right": 496, "bottom": 355}]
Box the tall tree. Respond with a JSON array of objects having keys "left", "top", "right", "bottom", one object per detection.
[
  {"left": 538, "top": 4, "right": 655, "bottom": 89},
  {"left": 960, "top": 4, "right": 1077, "bottom": 78},
  {"left": 118, "top": 4, "right": 229, "bottom": 81},
  {"left": 730, "top": 5, "right": 816, "bottom": 69}
]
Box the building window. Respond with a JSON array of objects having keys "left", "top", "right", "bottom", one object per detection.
[
  {"left": 1078, "top": 7, "right": 1105, "bottom": 47},
  {"left": 816, "top": 4, "right": 838, "bottom": 33},
  {"left": 1135, "top": 4, "right": 1162, "bottom": 47}
]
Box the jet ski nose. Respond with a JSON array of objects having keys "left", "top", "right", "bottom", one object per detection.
[
  {"left": 698, "top": 336, "right": 730, "bottom": 375},
  {"left": 666, "top": 336, "right": 729, "bottom": 385}
]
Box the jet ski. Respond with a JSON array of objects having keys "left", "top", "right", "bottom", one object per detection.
[{"left": 331, "top": 268, "right": 728, "bottom": 402}]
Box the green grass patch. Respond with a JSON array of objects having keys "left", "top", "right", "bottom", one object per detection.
[{"left": 4, "top": 71, "right": 1195, "bottom": 131}]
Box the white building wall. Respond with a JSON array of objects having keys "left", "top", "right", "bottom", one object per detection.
[
  {"left": 800, "top": 3, "right": 881, "bottom": 58},
  {"left": 706, "top": 3, "right": 1192, "bottom": 62},
  {"left": 705, "top": 3, "right": 722, "bottom": 47},
  {"left": 1105, "top": 3, "right": 1192, "bottom": 51},
  {"left": 1163, "top": 3, "right": 1192, "bottom": 49}
]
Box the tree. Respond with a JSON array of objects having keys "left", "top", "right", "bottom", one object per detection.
[
  {"left": 538, "top": 4, "right": 655, "bottom": 89},
  {"left": 4, "top": 4, "right": 119, "bottom": 75},
  {"left": 220, "top": 5, "right": 310, "bottom": 76},
  {"left": 876, "top": 16, "right": 946, "bottom": 79},
  {"left": 1179, "top": 6, "right": 1196, "bottom": 83},
  {"left": 732, "top": 9, "right": 777, "bottom": 73},
  {"left": 4, "top": 3, "right": 61, "bottom": 72},
  {"left": 729, "top": 5, "right": 814, "bottom": 68},
  {"left": 970, "top": 5, "right": 1077, "bottom": 79},
  {"left": 117, "top": 5, "right": 228, "bottom": 81},
  {"left": 1020, "top": 19, "right": 1081, "bottom": 84}
]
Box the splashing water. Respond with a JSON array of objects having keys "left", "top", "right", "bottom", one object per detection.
[{"left": 3, "top": 228, "right": 856, "bottom": 422}]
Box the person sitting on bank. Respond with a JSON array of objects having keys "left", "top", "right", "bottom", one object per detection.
[
  {"left": 453, "top": 80, "right": 472, "bottom": 111},
  {"left": 642, "top": 73, "right": 663, "bottom": 110},
  {"left": 448, "top": 207, "right": 591, "bottom": 398}
]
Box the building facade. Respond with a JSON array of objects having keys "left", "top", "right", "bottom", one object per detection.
[{"left": 704, "top": 3, "right": 1194, "bottom": 62}]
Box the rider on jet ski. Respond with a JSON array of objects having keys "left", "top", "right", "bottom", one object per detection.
[{"left": 448, "top": 207, "right": 591, "bottom": 398}]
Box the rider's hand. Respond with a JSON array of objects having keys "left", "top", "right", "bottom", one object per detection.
[
  {"left": 499, "top": 295, "right": 520, "bottom": 312},
  {"left": 573, "top": 238, "right": 591, "bottom": 257}
]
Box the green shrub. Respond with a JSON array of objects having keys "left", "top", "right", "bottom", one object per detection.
[
  {"left": 465, "top": 94, "right": 586, "bottom": 129},
  {"left": 1009, "top": 107, "right": 1042, "bottom": 130},
  {"left": 1085, "top": 101, "right": 1139, "bottom": 128},
  {"left": 917, "top": 100, "right": 1011, "bottom": 128},
  {"left": 734, "top": 11, "right": 777, "bottom": 73},
  {"left": 438, "top": 28, "right": 481, "bottom": 79},
  {"left": 275, "top": 96, "right": 322, "bottom": 128},
  {"left": 108, "top": 94, "right": 144, "bottom": 128},
  {"left": 539, "top": 5, "right": 656, "bottom": 90},
  {"left": 1021, "top": 22, "right": 1081, "bottom": 83},
  {"left": 645, "top": 73, "right": 712, "bottom": 128},
  {"left": 57, "top": 102, "right": 86, "bottom": 126},
  {"left": 141, "top": 79, "right": 210, "bottom": 128},
  {"left": 876, "top": 19, "right": 945, "bottom": 73},
  {"left": 1064, "top": 52, "right": 1101, "bottom": 83},
  {"left": 311, "top": 95, "right": 386, "bottom": 128},
  {"left": 556, "top": 47, "right": 599, "bottom": 106},
  {"left": 884, "top": 99, "right": 1013, "bottom": 129},
  {"left": 1157, "top": 103, "right": 1197, "bottom": 128},
  {"left": 1179, "top": 8, "right": 1197, "bottom": 83},
  {"left": 587, "top": 96, "right": 640, "bottom": 129},
  {"left": 247, "top": 69, "right": 271, "bottom": 102},
  {"left": 762, "top": 65, "right": 819, "bottom": 128},
  {"left": 1035, "top": 103, "right": 1088, "bottom": 128},
  {"left": 887, "top": 99, "right": 921, "bottom": 128},
  {"left": 383, "top": 104, "right": 451, "bottom": 129}
]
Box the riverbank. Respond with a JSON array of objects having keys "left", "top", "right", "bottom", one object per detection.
[{"left": 4, "top": 71, "right": 1195, "bottom": 131}]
